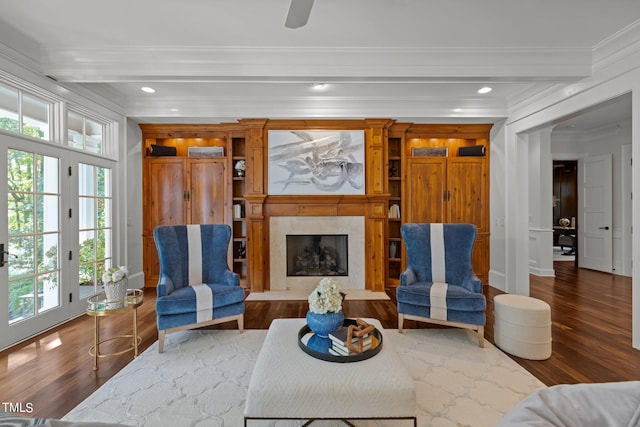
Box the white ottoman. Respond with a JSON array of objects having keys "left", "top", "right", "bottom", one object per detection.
[{"left": 493, "top": 294, "right": 552, "bottom": 360}]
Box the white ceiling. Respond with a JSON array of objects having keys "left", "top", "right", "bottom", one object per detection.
[{"left": 0, "top": 0, "right": 637, "bottom": 128}]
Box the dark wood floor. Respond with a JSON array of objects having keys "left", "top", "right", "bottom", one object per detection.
[{"left": 1, "top": 261, "right": 639, "bottom": 419}]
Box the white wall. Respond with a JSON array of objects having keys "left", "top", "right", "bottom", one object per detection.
[{"left": 125, "top": 120, "right": 144, "bottom": 288}]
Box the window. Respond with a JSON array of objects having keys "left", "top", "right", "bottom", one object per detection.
[
  {"left": 78, "top": 163, "right": 112, "bottom": 297},
  {"left": 0, "top": 83, "right": 50, "bottom": 140},
  {"left": 68, "top": 111, "right": 104, "bottom": 154}
]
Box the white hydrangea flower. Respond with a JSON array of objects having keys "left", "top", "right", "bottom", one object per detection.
[
  {"left": 308, "top": 277, "right": 344, "bottom": 314},
  {"left": 103, "top": 266, "right": 128, "bottom": 285}
]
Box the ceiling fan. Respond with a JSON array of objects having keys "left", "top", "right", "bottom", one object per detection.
[{"left": 285, "top": 0, "right": 315, "bottom": 28}]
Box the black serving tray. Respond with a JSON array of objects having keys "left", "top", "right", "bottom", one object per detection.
[{"left": 298, "top": 318, "right": 383, "bottom": 363}]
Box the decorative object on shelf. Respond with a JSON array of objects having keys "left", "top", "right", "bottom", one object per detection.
[
  {"left": 559, "top": 217, "right": 570, "bottom": 227},
  {"left": 458, "top": 145, "right": 486, "bottom": 157},
  {"left": 102, "top": 265, "right": 128, "bottom": 302},
  {"left": 306, "top": 277, "right": 345, "bottom": 337},
  {"left": 187, "top": 146, "right": 224, "bottom": 157},
  {"left": 412, "top": 146, "right": 448, "bottom": 157},
  {"left": 148, "top": 144, "right": 176, "bottom": 157},
  {"left": 388, "top": 204, "right": 400, "bottom": 218},
  {"left": 389, "top": 241, "right": 398, "bottom": 259},
  {"left": 235, "top": 159, "right": 246, "bottom": 177},
  {"left": 233, "top": 204, "right": 242, "bottom": 219},
  {"left": 389, "top": 165, "right": 398, "bottom": 177},
  {"left": 237, "top": 242, "right": 246, "bottom": 259}
]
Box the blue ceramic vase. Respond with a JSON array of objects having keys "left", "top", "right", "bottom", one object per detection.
[{"left": 306, "top": 311, "right": 344, "bottom": 338}]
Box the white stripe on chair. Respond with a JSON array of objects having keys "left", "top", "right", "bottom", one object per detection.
[
  {"left": 192, "top": 283, "right": 213, "bottom": 322},
  {"left": 430, "top": 223, "right": 446, "bottom": 283},
  {"left": 430, "top": 282, "right": 448, "bottom": 320},
  {"left": 187, "top": 224, "right": 203, "bottom": 285}
]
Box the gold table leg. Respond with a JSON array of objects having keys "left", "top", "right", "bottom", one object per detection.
[
  {"left": 93, "top": 316, "right": 99, "bottom": 371},
  {"left": 133, "top": 307, "right": 139, "bottom": 357}
]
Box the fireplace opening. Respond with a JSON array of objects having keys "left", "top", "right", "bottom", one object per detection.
[{"left": 286, "top": 234, "right": 348, "bottom": 277}]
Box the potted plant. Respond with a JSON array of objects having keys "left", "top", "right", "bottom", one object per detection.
[
  {"left": 306, "top": 277, "right": 345, "bottom": 337},
  {"left": 102, "top": 266, "right": 128, "bottom": 302}
]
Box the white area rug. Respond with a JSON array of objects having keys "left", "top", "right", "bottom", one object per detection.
[
  {"left": 63, "top": 328, "right": 545, "bottom": 427},
  {"left": 245, "top": 290, "right": 390, "bottom": 301}
]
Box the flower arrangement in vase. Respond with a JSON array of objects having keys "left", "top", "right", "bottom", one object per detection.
[
  {"left": 307, "top": 277, "right": 345, "bottom": 338},
  {"left": 235, "top": 160, "right": 246, "bottom": 177},
  {"left": 102, "top": 265, "right": 129, "bottom": 302}
]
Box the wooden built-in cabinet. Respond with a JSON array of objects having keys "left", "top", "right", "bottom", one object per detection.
[
  {"left": 401, "top": 124, "right": 491, "bottom": 284},
  {"left": 140, "top": 121, "right": 491, "bottom": 291},
  {"left": 140, "top": 125, "right": 236, "bottom": 288}
]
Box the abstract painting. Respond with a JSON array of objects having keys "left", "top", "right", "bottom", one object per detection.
[{"left": 268, "top": 130, "right": 365, "bottom": 195}]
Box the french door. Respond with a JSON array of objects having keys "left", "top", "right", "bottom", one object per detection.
[{"left": 0, "top": 136, "right": 116, "bottom": 350}]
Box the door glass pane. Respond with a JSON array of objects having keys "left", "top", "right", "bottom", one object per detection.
[
  {"left": 37, "top": 195, "right": 60, "bottom": 233},
  {"left": 9, "top": 277, "right": 35, "bottom": 322},
  {"left": 7, "top": 149, "right": 60, "bottom": 325},
  {"left": 78, "top": 163, "right": 112, "bottom": 297},
  {"left": 79, "top": 197, "right": 95, "bottom": 229}
]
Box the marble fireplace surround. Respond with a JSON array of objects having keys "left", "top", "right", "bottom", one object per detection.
[{"left": 269, "top": 216, "right": 365, "bottom": 291}]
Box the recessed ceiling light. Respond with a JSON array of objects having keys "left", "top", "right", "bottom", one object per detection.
[
  {"left": 141, "top": 86, "right": 155, "bottom": 93},
  {"left": 453, "top": 108, "right": 463, "bottom": 113},
  {"left": 311, "top": 83, "right": 328, "bottom": 91},
  {"left": 478, "top": 87, "right": 492, "bottom": 94}
]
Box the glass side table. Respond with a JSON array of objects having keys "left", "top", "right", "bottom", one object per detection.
[{"left": 86, "top": 289, "right": 144, "bottom": 371}]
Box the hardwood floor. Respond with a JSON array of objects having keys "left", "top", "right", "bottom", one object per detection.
[{"left": 1, "top": 261, "right": 639, "bottom": 419}]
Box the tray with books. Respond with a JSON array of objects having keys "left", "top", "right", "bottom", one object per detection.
[{"left": 298, "top": 318, "right": 383, "bottom": 363}]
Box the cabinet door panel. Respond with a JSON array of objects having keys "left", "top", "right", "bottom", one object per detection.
[
  {"left": 406, "top": 159, "right": 446, "bottom": 223},
  {"left": 447, "top": 158, "right": 487, "bottom": 230},
  {"left": 190, "top": 159, "right": 226, "bottom": 224},
  {"left": 149, "top": 159, "right": 186, "bottom": 226}
]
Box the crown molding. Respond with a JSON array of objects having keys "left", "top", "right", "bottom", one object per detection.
[
  {"left": 40, "top": 46, "right": 591, "bottom": 83},
  {"left": 124, "top": 94, "right": 508, "bottom": 122}
]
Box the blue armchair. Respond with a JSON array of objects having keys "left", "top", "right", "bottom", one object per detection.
[
  {"left": 154, "top": 224, "right": 244, "bottom": 352},
  {"left": 396, "top": 223, "right": 486, "bottom": 347}
]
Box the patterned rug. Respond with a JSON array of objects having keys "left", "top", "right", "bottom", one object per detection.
[{"left": 63, "top": 327, "right": 545, "bottom": 426}]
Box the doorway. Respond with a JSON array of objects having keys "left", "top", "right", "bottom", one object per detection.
[{"left": 552, "top": 160, "right": 577, "bottom": 265}]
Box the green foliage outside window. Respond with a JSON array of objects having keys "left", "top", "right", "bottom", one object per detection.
[{"left": 0, "top": 117, "right": 45, "bottom": 138}]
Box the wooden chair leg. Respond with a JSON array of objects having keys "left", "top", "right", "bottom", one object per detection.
[
  {"left": 237, "top": 315, "right": 244, "bottom": 333},
  {"left": 398, "top": 313, "right": 404, "bottom": 333},
  {"left": 477, "top": 326, "right": 485, "bottom": 348},
  {"left": 158, "top": 330, "right": 165, "bottom": 353}
]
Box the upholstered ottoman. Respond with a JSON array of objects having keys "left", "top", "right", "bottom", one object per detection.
[
  {"left": 244, "top": 318, "right": 416, "bottom": 425},
  {"left": 493, "top": 294, "right": 552, "bottom": 360}
]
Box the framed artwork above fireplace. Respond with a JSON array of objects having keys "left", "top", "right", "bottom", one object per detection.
[{"left": 267, "top": 130, "right": 365, "bottom": 195}]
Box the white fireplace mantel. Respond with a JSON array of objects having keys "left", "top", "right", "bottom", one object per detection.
[{"left": 269, "top": 216, "right": 365, "bottom": 291}]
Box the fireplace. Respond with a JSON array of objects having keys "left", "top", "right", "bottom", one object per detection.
[
  {"left": 286, "top": 234, "right": 348, "bottom": 277},
  {"left": 270, "top": 216, "right": 365, "bottom": 291}
]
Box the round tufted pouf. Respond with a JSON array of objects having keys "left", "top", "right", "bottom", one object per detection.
[{"left": 493, "top": 294, "right": 552, "bottom": 360}]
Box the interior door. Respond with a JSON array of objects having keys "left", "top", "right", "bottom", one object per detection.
[
  {"left": 578, "top": 154, "right": 613, "bottom": 272},
  {"left": 447, "top": 157, "right": 488, "bottom": 230},
  {"left": 189, "top": 159, "right": 226, "bottom": 224},
  {"left": 406, "top": 158, "right": 446, "bottom": 223}
]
